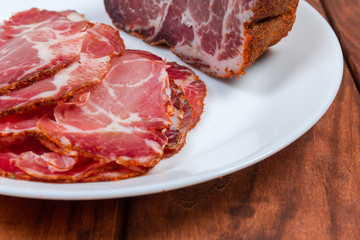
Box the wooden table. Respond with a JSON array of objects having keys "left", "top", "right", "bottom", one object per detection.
[{"left": 1, "top": 0, "right": 359, "bottom": 239}]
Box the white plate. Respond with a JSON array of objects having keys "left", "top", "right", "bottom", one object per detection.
[{"left": 0, "top": 0, "right": 343, "bottom": 200}]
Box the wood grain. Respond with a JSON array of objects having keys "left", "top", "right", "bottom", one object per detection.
[
  {"left": 0, "top": 197, "right": 124, "bottom": 239},
  {"left": 321, "top": 0, "right": 360, "bottom": 90}
]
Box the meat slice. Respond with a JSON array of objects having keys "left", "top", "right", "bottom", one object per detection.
[
  {"left": 81, "top": 163, "right": 148, "bottom": 182},
  {"left": 59, "top": 10, "right": 85, "bottom": 21},
  {"left": 0, "top": 107, "right": 81, "bottom": 181},
  {"left": 0, "top": 8, "right": 209, "bottom": 183},
  {"left": 0, "top": 136, "right": 68, "bottom": 180},
  {"left": 16, "top": 150, "right": 77, "bottom": 180},
  {"left": 0, "top": 105, "right": 54, "bottom": 137},
  {"left": 0, "top": 151, "right": 28, "bottom": 179},
  {"left": 0, "top": 23, "right": 125, "bottom": 117},
  {"left": 167, "top": 62, "right": 206, "bottom": 128},
  {"left": 0, "top": 8, "right": 90, "bottom": 95},
  {"left": 15, "top": 151, "right": 106, "bottom": 182},
  {"left": 163, "top": 80, "right": 193, "bottom": 158},
  {"left": 37, "top": 50, "right": 172, "bottom": 168},
  {"left": 0, "top": 136, "right": 87, "bottom": 181},
  {"left": 163, "top": 83, "right": 184, "bottom": 156},
  {"left": 0, "top": 25, "right": 9, "bottom": 47},
  {"left": 0, "top": 137, "right": 29, "bottom": 179},
  {"left": 0, "top": 107, "right": 83, "bottom": 181},
  {"left": 0, "top": 133, "right": 148, "bottom": 182},
  {"left": 162, "top": 62, "right": 206, "bottom": 157},
  {"left": 104, "top": 0, "right": 299, "bottom": 77}
]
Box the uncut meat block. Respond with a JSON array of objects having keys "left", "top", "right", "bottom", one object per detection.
[{"left": 104, "top": 0, "right": 299, "bottom": 78}]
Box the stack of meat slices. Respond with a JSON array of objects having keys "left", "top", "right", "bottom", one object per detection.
[{"left": 0, "top": 9, "right": 206, "bottom": 182}]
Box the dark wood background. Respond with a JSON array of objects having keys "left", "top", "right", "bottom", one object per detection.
[{"left": 1, "top": 0, "right": 359, "bottom": 239}]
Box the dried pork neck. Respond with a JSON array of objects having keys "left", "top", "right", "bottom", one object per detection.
[
  {"left": 167, "top": 62, "right": 206, "bottom": 128},
  {"left": 37, "top": 50, "right": 172, "bottom": 168},
  {"left": 104, "top": 0, "right": 299, "bottom": 78},
  {"left": 0, "top": 104, "right": 148, "bottom": 182},
  {"left": 0, "top": 135, "right": 146, "bottom": 182},
  {"left": 0, "top": 22, "right": 125, "bottom": 116},
  {"left": 0, "top": 8, "right": 91, "bottom": 94},
  {"left": 0, "top": 50, "right": 206, "bottom": 182},
  {"left": 0, "top": 8, "right": 207, "bottom": 182},
  {"left": 163, "top": 62, "right": 207, "bottom": 158}
]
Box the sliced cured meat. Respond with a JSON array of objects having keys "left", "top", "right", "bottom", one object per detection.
[
  {"left": 163, "top": 84, "right": 183, "bottom": 155},
  {"left": 163, "top": 80, "right": 193, "bottom": 158},
  {"left": 0, "top": 7, "right": 207, "bottom": 183},
  {"left": 0, "top": 109, "right": 84, "bottom": 181},
  {"left": 0, "top": 109, "right": 98, "bottom": 182},
  {"left": 81, "top": 163, "right": 148, "bottom": 182},
  {"left": 15, "top": 151, "right": 101, "bottom": 182},
  {"left": 0, "top": 10, "right": 84, "bottom": 48},
  {"left": 0, "top": 105, "right": 54, "bottom": 137},
  {"left": 0, "top": 25, "right": 9, "bottom": 47},
  {"left": 0, "top": 23, "right": 125, "bottom": 117},
  {"left": 12, "top": 150, "right": 147, "bottom": 182},
  {"left": 0, "top": 107, "right": 89, "bottom": 181},
  {"left": 0, "top": 136, "right": 58, "bottom": 180},
  {"left": 16, "top": 150, "right": 76, "bottom": 179},
  {"left": 0, "top": 54, "right": 205, "bottom": 180},
  {"left": 0, "top": 137, "right": 29, "bottom": 179},
  {"left": 59, "top": 10, "right": 85, "bottom": 21},
  {"left": 104, "top": 0, "right": 299, "bottom": 77},
  {"left": 37, "top": 50, "right": 172, "bottom": 167},
  {"left": 0, "top": 8, "right": 90, "bottom": 95},
  {"left": 167, "top": 62, "right": 206, "bottom": 128},
  {"left": 0, "top": 135, "right": 142, "bottom": 182},
  {"left": 0, "top": 151, "right": 28, "bottom": 179}
]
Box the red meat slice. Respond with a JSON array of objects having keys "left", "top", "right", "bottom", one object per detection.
[
  {"left": 15, "top": 151, "right": 103, "bottom": 182},
  {"left": 0, "top": 25, "right": 9, "bottom": 47},
  {"left": 0, "top": 8, "right": 90, "bottom": 95},
  {"left": 163, "top": 84, "right": 183, "bottom": 154},
  {"left": 0, "top": 135, "right": 146, "bottom": 182},
  {"left": 37, "top": 50, "right": 172, "bottom": 168},
  {"left": 0, "top": 23, "right": 125, "bottom": 116},
  {"left": 0, "top": 136, "right": 67, "bottom": 180},
  {"left": 0, "top": 105, "right": 54, "bottom": 137},
  {"left": 0, "top": 8, "right": 208, "bottom": 182},
  {"left": 0, "top": 151, "right": 28, "bottom": 178},
  {"left": 167, "top": 62, "right": 206, "bottom": 128},
  {"left": 17, "top": 150, "right": 76, "bottom": 178},
  {"left": 0, "top": 137, "right": 29, "bottom": 178},
  {"left": 81, "top": 162, "right": 148, "bottom": 182},
  {"left": 0, "top": 109, "right": 83, "bottom": 181},
  {"left": 163, "top": 80, "right": 193, "bottom": 158},
  {"left": 16, "top": 152, "right": 148, "bottom": 182}
]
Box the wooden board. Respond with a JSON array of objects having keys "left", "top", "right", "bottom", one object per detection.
[{"left": 322, "top": 0, "right": 360, "bottom": 89}]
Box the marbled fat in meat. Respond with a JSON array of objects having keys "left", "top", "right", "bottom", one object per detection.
[
  {"left": 0, "top": 8, "right": 90, "bottom": 94},
  {"left": 104, "top": 0, "right": 256, "bottom": 77},
  {"left": 0, "top": 23, "right": 125, "bottom": 116},
  {"left": 37, "top": 50, "right": 172, "bottom": 168}
]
